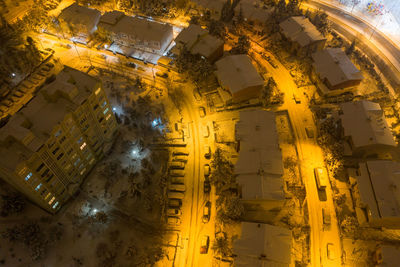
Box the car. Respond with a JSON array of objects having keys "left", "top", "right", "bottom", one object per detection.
[
  {"left": 0, "top": 105, "right": 8, "bottom": 113},
  {"left": 322, "top": 208, "right": 331, "bottom": 229},
  {"left": 173, "top": 155, "right": 188, "bottom": 163},
  {"left": 169, "top": 169, "right": 185, "bottom": 177},
  {"left": 168, "top": 183, "right": 186, "bottom": 192},
  {"left": 168, "top": 161, "right": 185, "bottom": 169},
  {"left": 170, "top": 177, "right": 184, "bottom": 184},
  {"left": 204, "top": 145, "right": 211, "bottom": 159},
  {"left": 172, "top": 149, "right": 189, "bottom": 156},
  {"left": 137, "top": 66, "right": 145, "bottom": 72},
  {"left": 45, "top": 62, "right": 54, "bottom": 68},
  {"left": 2, "top": 99, "right": 13, "bottom": 107},
  {"left": 202, "top": 201, "right": 211, "bottom": 223},
  {"left": 168, "top": 199, "right": 182, "bottom": 208},
  {"left": 167, "top": 191, "right": 185, "bottom": 200},
  {"left": 204, "top": 164, "right": 210, "bottom": 177},
  {"left": 203, "top": 179, "right": 211, "bottom": 194},
  {"left": 193, "top": 88, "right": 201, "bottom": 101},
  {"left": 167, "top": 208, "right": 182, "bottom": 216},
  {"left": 202, "top": 125, "right": 209, "bottom": 138},
  {"left": 13, "top": 90, "right": 23, "bottom": 97},
  {"left": 10, "top": 95, "right": 20, "bottom": 102},
  {"left": 126, "top": 62, "right": 136, "bottom": 68},
  {"left": 167, "top": 216, "right": 181, "bottom": 226},
  {"left": 198, "top": 107, "right": 206, "bottom": 118},
  {"left": 314, "top": 167, "right": 328, "bottom": 190},
  {"left": 200, "top": 235, "right": 210, "bottom": 254},
  {"left": 327, "top": 243, "right": 335, "bottom": 260},
  {"left": 156, "top": 71, "right": 168, "bottom": 78}
]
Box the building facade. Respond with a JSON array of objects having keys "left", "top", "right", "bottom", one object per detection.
[{"left": 0, "top": 67, "right": 117, "bottom": 213}]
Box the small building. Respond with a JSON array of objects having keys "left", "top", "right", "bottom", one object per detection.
[
  {"left": 98, "top": 11, "right": 174, "bottom": 55},
  {"left": 173, "top": 24, "right": 224, "bottom": 62},
  {"left": 353, "top": 161, "right": 400, "bottom": 228},
  {"left": 279, "top": 16, "right": 326, "bottom": 55},
  {"left": 339, "top": 101, "right": 396, "bottom": 157},
  {"left": 233, "top": 222, "right": 292, "bottom": 266},
  {"left": 235, "top": 110, "right": 284, "bottom": 202},
  {"left": 234, "top": 0, "right": 272, "bottom": 29},
  {"left": 0, "top": 67, "right": 117, "bottom": 213},
  {"left": 215, "top": 55, "right": 264, "bottom": 104},
  {"left": 58, "top": 3, "right": 101, "bottom": 42},
  {"left": 190, "top": 0, "right": 226, "bottom": 19},
  {"left": 312, "top": 48, "right": 363, "bottom": 93}
]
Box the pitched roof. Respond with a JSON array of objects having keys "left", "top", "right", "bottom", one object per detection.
[
  {"left": 58, "top": 3, "right": 101, "bottom": 33},
  {"left": 233, "top": 223, "right": 291, "bottom": 267},
  {"left": 340, "top": 101, "right": 396, "bottom": 148},
  {"left": 280, "top": 16, "right": 325, "bottom": 47},
  {"left": 215, "top": 55, "right": 264, "bottom": 94},
  {"left": 312, "top": 48, "right": 363, "bottom": 87}
]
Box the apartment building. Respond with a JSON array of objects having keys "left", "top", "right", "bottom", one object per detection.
[{"left": 0, "top": 67, "right": 117, "bottom": 213}]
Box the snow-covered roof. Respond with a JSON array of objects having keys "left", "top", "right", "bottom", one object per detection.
[
  {"left": 0, "top": 67, "right": 99, "bottom": 171},
  {"left": 357, "top": 161, "right": 400, "bottom": 220},
  {"left": 215, "top": 55, "right": 264, "bottom": 94},
  {"left": 191, "top": 0, "right": 225, "bottom": 12},
  {"left": 235, "top": 109, "right": 283, "bottom": 176},
  {"left": 58, "top": 3, "right": 101, "bottom": 34},
  {"left": 380, "top": 246, "right": 400, "bottom": 266},
  {"left": 312, "top": 48, "right": 363, "bottom": 88},
  {"left": 174, "top": 24, "right": 223, "bottom": 59},
  {"left": 280, "top": 16, "right": 326, "bottom": 47},
  {"left": 340, "top": 101, "right": 396, "bottom": 148},
  {"left": 99, "top": 10, "right": 124, "bottom": 25},
  {"left": 234, "top": 0, "right": 272, "bottom": 23},
  {"left": 237, "top": 174, "right": 284, "bottom": 201},
  {"left": 233, "top": 222, "right": 292, "bottom": 267}
]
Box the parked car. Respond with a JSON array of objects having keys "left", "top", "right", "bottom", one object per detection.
[
  {"left": 314, "top": 167, "right": 328, "bottom": 190},
  {"left": 322, "top": 208, "right": 331, "bottom": 229},
  {"left": 204, "top": 164, "right": 210, "bottom": 177},
  {"left": 327, "top": 243, "right": 335, "bottom": 260},
  {"left": 168, "top": 183, "right": 186, "bottom": 192},
  {"left": 167, "top": 208, "right": 182, "bottom": 216},
  {"left": 168, "top": 161, "right": 185, "bottom": 169},
  {"left": 172, "top": 149, "right": 189, "bottom": 156},
  {"left": 173, "top": 155, "right": 188, "bottom": 163},
  {"left": 202, "top": 201, "right": 211, "bottom": 223},
  {"left": 156, "top": 71, "right": 168, "bottom": 78},
  {"left": 198, "top": 106, "right": 206, "bottom": 118},
  {"left": 170, "top": 177, "right": 184, "bottom": 184},
  {"left": 193, "top": 88, "right": 201, "bottom": 101},
  {"left": 203, "top": 179, "right": 211, "bottom": 194},
  {"left": 204, "top": 145, "right": 211, "bottom": 159},
  {"left": 202, "top": 125, "right": 209, "bottom": 138},
  {"left": 200, "top": 236, "right": 210, "bottom": 254},
  {"left": 167, "top": 191, "right": 185, "bottom": 200},
  {"left": 167, "top": 216, "right": 181, "bottom": 226},
  {"left": 168, "top": 199, "right": 182, "bottom": 208},
  {"left": 169, "top": 169, "right": 185, "bottom": 177}
]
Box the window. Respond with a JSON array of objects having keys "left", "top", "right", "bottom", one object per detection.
[
  {"left": 52, "top": 147, "right": 60, "bottom": 155},
  {"left": 101, "top": 101, "right": 107, "bottom": 108},
  {"left": 59, "top": 136, "right": 66, "bottom": 144},
  {"left": 106, "top": 114, "right": 112, "bottom": 121},
  {"left": 95, "top": 87, "right": 101, "bottom": 95},
  {"left": 41, "top": 168, "right": 49, "bottom": 178},
  {"left": 35, "top": 183, "right": 42, "bottom": 191},
  {"left": 98, "top": 117, "right": 104, "bottom": 123},
  {"left": 77, "top": 137, "right": 83, "bottom": 144},
  {"left": 55, "top": 130, "right": 62, "bottom": 137},
  {"left": 53, "top": 202, "right": 59, "bottom": 209},
  {"left": 103, "top": 107, "right": 109, "bottom": 115},
  {"left": 57, "top": 153, "right": 64, "bottom": 160},
  {"left": 48, "top": 197, "right": 55, "bottom": 205},
  {"left": 93, "top": 104, "right": 99, "bottom": 110},
  {"left": 45, "top": 174, "right": 54, "bottom": 183},
  {"left": 74, "top": 158, "right": 81, "bottom": 167},
  {"left": 25, "top": 172, "right": 32, "bottom": 181},
  {"left": 89, "top": 158, "right": 95, "bottom": 165},
  {"left": 36, "top": 163, "right": 45, "bottom": 172},
  {"left": 80, "top": 142, "right": 86, "bottom": 150},
  {"left": 45, "top": 193, "right": 51, "bottom": 200},
  {"left": 40, "top": 189, "right": 47, "bottom": 196},
  {"left": 80, "top": 168, "right": 86, "bottom": 175},
  {"left": 65, "top": 164, "right": 71, "bottom": 171},
  {"left": 67, "top": 148, "right": 73, "bottom": 155},
  {"left": 80, "top": 117, "right": 86, "bottom": 125}
]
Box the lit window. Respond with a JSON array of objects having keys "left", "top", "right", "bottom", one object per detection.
[
  {"left": 80, "top": 168, "right": 86, "bottom": 175},
  {"left": 45, "top": 193, "right": 51, "bottom": 200},
  {"left": 86, "top": 153, "right": 92, "bottom": 160},
  {"left": 101, "top": 101, "right": 107, "bottom": 108},
  {"left": 35, "top": 183, "right": 42, "bottom": 191},
  {"left": 95, "top": 87, "right": 101, "bottom": 95},
  {"left": 54, "top": 130, "right": 62, "bottom": 137},
  {"left": 106, "top": 114, "right": 111, "bottom": 120},
  {"left": 80, "top": 142, "right": 86, "bottom": 150},
  {"left": 53, "top": 202, "right": 59, "bottom": 209},
  {"left": 103, "top": 107, "right": 109, "bottom": 115},
  {"left": 25, "top": 172, "right": 32, "bottom": 181},
  {"left": 49, "top": 197, "right": 55, "bottom": 205},
  {"left": 89, "top": 158, "right": 95, "bottom": 165}
]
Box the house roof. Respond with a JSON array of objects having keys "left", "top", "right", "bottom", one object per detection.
[
  {"left": 99, "top": 14, "right": 173, "bottom": 45},
  {"left": 233, "top": 222, "right": 291, "bottom": 267},
  {"left": 237, "top": 174, "right": 284, "bottom": 201},
  {"left": 99, "top": 10, "right": 124, "bottom": 25},
  {"left": 235, "top": 109, "right": 283, "bottom": 176},
  {"left": 174, "top": 24, "right": 223, "bottom": 58},
  {"left": 380, "top": 246, "right": 400, "bottom": 266},
  {"left": 357, "top": 161, "right": 400, "bottom": 220},
  {"left": 191, "top": 0, "right": 225, "bottom": 12},
  {"left": 58, "top": 3, "right": 101, "bottom": 33},
  {"left": 280, "top": 16, "right": 325, "bottom": 47},
  {"left": 235, "top": 0, "right": 272, "bottom": 23},
  {"left": 312, "top": 48, "right": 363, "bottom": 88},
  {"left": 215, "top": 55, "right": 264, "bottom": 94},
  {"left": 340, "top": 101, "right": 396, "bottom": 148}
]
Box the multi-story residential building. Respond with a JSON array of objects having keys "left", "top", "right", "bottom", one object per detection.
[{"left": 0, "top": 67, "right": 117, "bottom": 213}]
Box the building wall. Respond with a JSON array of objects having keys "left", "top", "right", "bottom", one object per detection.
[
  {"left": 325, "top": 77, "right": 362, "bottom": 91},
  {"left": 0, "top": 83, "right": 117, "bottom": 214},
  {"left": 232, "top": 84, "right": 263, "bottom": 103}
]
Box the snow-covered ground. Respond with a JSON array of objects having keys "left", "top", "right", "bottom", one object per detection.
[{"left": 322, "top": 0, "right": 400, "bottom": 43}]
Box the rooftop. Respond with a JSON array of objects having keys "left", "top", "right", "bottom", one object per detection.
[
  {"left": 357, "top": 161, "right": 400, "bottom": 220},
  {"left": 215, "top": 55, "right": 264, "bottom": 94},
  {"left": 380, "top": 245, "right": 400, "bottom": 266},
  {"left": 99, "top": 10, "right": 124, "bottom": 25},
  {"left": 174, "top": 24, "right": 223, "bottom": 59},
  {"left": 191, "top": 0, "right": 226, "bottom": 12},
  {"left": 235, "top": 0, "right": 272, "bottom": 23},
  {"left": 237, "top": 174, "right": 284, "bottom": 201},
  {"left": 235, "top": 109, "right": 283, "bottom": 176},
  {"left": 312, "top": 48, "right": 363, "bottom": 87},
  {"left": 280, "top": 16, "right": 326, "bottom": 47},
  {"left": 233, "top": 222, "right": 291, "bottom": 267},
  {"left": 58, "top": 3, "right": 101, "bottom": 33},
  {"left": 0, "top": 67, "right": 99, "bottom": 171},
  {"left": 340, "top": 101, "right": 396, "bottom": 148}
]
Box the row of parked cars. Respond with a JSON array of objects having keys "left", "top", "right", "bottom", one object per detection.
[{"left": 166, "top": 149, "right": 189, "bottom": 227}]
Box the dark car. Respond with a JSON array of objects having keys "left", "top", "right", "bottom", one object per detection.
[{"left": 204, "top": 179, "right": 211, "bottom": 194}]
